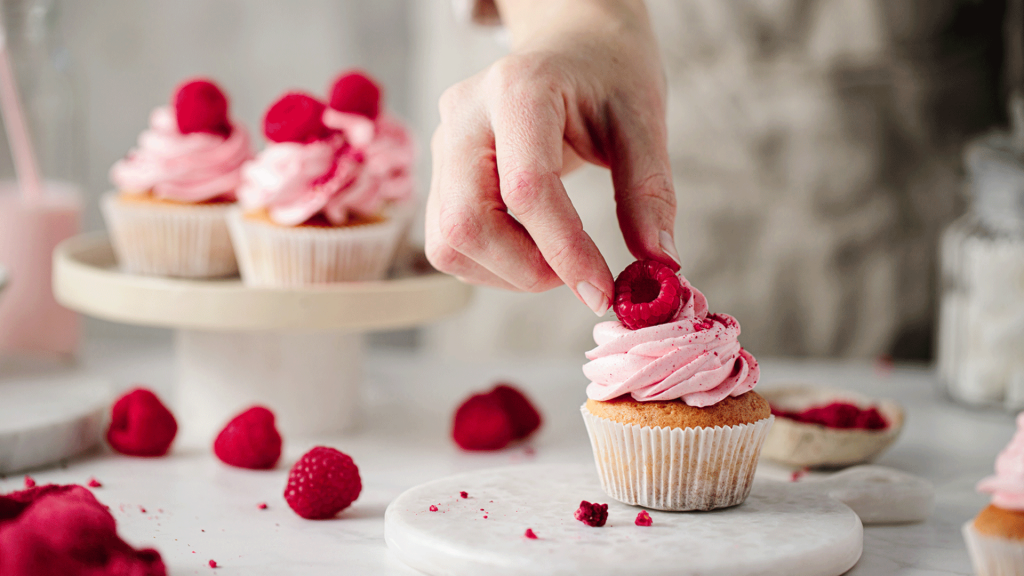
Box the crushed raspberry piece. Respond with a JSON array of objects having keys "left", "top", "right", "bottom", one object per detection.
[
  {"left": 574, "top": 501, "right": 608, "bottom": 527},
  {"left": 791, "top": 468, "right": 809, "bottom": 482},
  {"left": 23, "top": 476, "right": 35, "bottom": 488},
  {"left": 429, "top": 505, "right": 438, "bottom": 512},
  {"left": 86, "top": 478, "right": 102, "bottom": 488},
  {"left": 460, "top": 491, "right": 468, "bottom": 499},
  {"left": 107, "top": 388, "right": 178, "bottom": 457},
  {"left": 257, "top": 503, "right": 268, "bottom": 510},
  {"left": 635, "top": 511, "right": 653, "bottom": 526},
  {"left": 524, "top": 528, "right": 538, "bottom": 539},
  {"left": 139, "top": 506, "right": 146, "bottom": 514},
  {"left": 613, "top": 260, "right": 685, "bottom": 330},
  {"left": 209, "top": 559, "right": 217, "bottom": 568},
  {"left": 491, "top": 384, "right": 542, "bottom": 440},
  {"left": 451, "top": 383, "right": 543, "bottom": 451},
  {"left": 174, "top": 79, "right": 231, "bottom": 137},
  {"left": 771, "top": 402, "right": 888, "bottom": 430},
  {"left": 263, "top": 92, "right": 332, "bottom": 143},
  {"left": 214, "top": 406, "right": 282, "bottom": 470},
  {"left": 284, "top": 446, "right": 361, "bottom": 520},
  {"left": 328, "top": 70, "right": 382, "bottom": 119}
]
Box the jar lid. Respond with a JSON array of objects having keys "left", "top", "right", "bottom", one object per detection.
[{"left": 964, "top": 131, "right": 1024, "bottom": 226}]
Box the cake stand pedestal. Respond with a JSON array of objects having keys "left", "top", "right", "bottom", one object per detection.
[{"left": 53, "top": 233, "right": 472, "bottom": 445}]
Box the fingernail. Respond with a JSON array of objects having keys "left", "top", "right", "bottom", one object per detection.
[
  {"left": 576, "top": 281, "right": 610, "bottom": 317},
  {"left": 659, "top": 230, "right": 681, "bottom": 267}
]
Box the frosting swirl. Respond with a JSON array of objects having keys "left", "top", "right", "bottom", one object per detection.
[
  {"left": 110, "top": 106, "right": 252, "bottom": 203},
  {"left": 583, "top": 278, "right": 760, "bottom": 407},
  {"left": 239, "top": 112, "right": 415, "bottom": 226},
  {"left": 978, "top": 413, "right": 1024, "bottom": 510}
]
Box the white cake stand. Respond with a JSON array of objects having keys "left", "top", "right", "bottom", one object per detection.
[{"left": 52, "top": 233, "right": 472, "bottom": 445}]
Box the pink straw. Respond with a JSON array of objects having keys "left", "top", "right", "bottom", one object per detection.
[{"left": 0, "top": 8, "right": 42, "bottom": 201}]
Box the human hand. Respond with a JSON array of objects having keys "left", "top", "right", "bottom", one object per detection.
[{"left": 425, "top": 0, "right": 680, "bottom": 316}]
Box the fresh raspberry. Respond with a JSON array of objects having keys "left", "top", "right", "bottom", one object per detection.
[
  {"left": 328, "top": 70, "right": 381, "bottom": 119},
  {"left": 524, "top": 528, "right": 538, "bottom": 539},
  {"left": 491, "top": 384, "right": 542, "bottom": 440},
  {"left": 451, "top": 392, "right": 514, "bottom": 451},
  {"left": 213, "top": 406, "right": 282, "bottom": 470},
  {"left": 635, "top": 511, "right": 653, "bottom": 526},
  {"left": 87, "top": 478, "right": 102, "bottom": 488},
  {"left": 174, "top": 79, "right": 231, "bottom": 137},
  {"left": 613, "top": 260, "right": 685, "bottom": 330},
  {"left": 574, "top": 501, "right": 608, "bottom": 527},
  {"left": 284, "top": 446, "right": 361, "bottom": 520},
  {"left": 107, "top": 388, "right": 177, "bottom": 457},
  {"left": 459, "top": 491, "right": 468, "bottom": 499},
  {"left": 23, "top": 476, "right": 35, "bottom": 488},
  {"left": 263, "top": 92, "right": 332, "bottom": 144}
]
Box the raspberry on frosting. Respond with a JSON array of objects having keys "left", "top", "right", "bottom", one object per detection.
[
  {"left": 614, "top": 260, "right": 685, "bottom": 330},
  {"left": 106, "top": 388, "right": 177, "bottom": 457},
  {"left": 174, "top": 79, "right": 231, "bottom": 137},
  {"left": 213, "top": 406, "right": 283, "bottom": 469},
  {"left": 284, "top": 446, "right": 361, "bottom": 520},
  {"left": 329, "top": 70, "right": 382, "bottom": 119},
  {"left": 574, "top": 500, "right": 608, "bottom": 527},
  {"left": 263, "top": 92, "right": 332, "bottom": 144}
]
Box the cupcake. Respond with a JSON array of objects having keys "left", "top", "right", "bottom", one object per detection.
[
  {"left": 964, "top": 414, "right": 1024, "bottom": 575},
  {"left": 581, "top": 260, "right": 773, "bottom": 511},
  {"left": 229, "top": 70, "right": 416, "bottom": 286},
  {"left": 105, "top": 78, "right": 252, "bottom": 278}
]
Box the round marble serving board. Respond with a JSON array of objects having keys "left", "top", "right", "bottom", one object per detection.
[
  {"left": 0, "top": 370, "right": 110, "bottom": 474},
  {"left": 385, "top": 463, "right": 863, "bottom": 576}
]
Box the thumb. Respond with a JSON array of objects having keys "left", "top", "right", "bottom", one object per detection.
[{"left": 608, "top": 108, "right": 680, "bottom": 271}]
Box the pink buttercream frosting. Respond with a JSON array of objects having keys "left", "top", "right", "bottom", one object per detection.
[
  {"left": 110, "top": 106, "right": 252, "bottom": 203},
  {"left": 238, "top": 113, "right": 414, "bottom": 226},
  {"left": 583, "top": 278, "right": 760, "bottom": 407},
  {"left": 978, "top": 413, "right": 1024, "bottom": 511}
]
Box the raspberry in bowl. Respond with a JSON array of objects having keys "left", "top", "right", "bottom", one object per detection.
[{"left": 581, "top": 259, "right": 774, "bottom": 511}]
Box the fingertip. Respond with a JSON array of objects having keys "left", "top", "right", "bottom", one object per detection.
[{"left": 658, "top": 230, "right": 681, "bottom": 271}]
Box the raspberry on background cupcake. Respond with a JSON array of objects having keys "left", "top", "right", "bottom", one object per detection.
[
  {"left": 964, "top": 414, "right": 1024, "bottom": 575},
  {"left": 229, "top": 71, "right": 416, "bottom": 286},
  {"left": 581, "top": 260, "right": 773, "bottom": 511},
  {"left": 104, "top": 78, "right": 253, "bottom": 278}
]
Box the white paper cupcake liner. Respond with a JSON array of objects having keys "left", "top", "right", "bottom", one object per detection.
[
  {"left": 581, "top": 404, "right": 774, "bottom": 511},
  {"left": 964, "top": 521, "right": 1024, "bottom": 576},
  {"left": 227, "top": 209, "right": 403, "bottom": 286},
  {"left": 101, "top": 192, "right": 238, "bottom": 278}
]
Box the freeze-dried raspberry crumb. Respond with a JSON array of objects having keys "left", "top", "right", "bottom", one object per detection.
[
  {"left": 460, "top": 491, "right": 468, "bottom": 499},
  {"left": 524, "top": 528, "right": 538, "bottom": 539},
  {"left": 23, "top": 476, "right": 35, "bottom": 488},
  {"left": 574, "top": 501, "right": 608, "bottom": 527},
  {"left": 214, "top": 406, "right": 282, "bottom": 470},
  {"left": 209, "top": 559, "right": 217, "bottom": 568},
  {"left": 257, "top": 503, "right": 267, "bottom": 510},
  {"left": 429, "top": 505, "right": 438, "bottom": 512},
  {"left": 107, "top": 388, "right": 177, "bottom": 457},
  {"left": 791, "top": 468, "right": 809, "bottom": 482},
  {"left": 614, "top": 260, "right": 685, "bottom": 330},
  {"left": 284, "top": 447, "right": 361, "bottom": 520},
  {"left": 87, "top": 477, "right": 102, "bottom": 488},
  {"left": 635, "top": 511, "right": 653, "bottom": 526},
  {"left": 139, "top": 506, "right": 146, "bottom": 513},
  {"left": 771, "top": 402, "right": 888, "bottom": 430}
]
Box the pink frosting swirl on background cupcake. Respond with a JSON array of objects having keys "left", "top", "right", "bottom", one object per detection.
[
  {"left": 583, "top": 278, "right": 760, "bottom": 407},
  {"left": 110, "top": 107, "right": 252, "bottom": 203},
  {"left": 239, "top": 113, "right": 414, "bottom": 226},
  {"left": 978, "top": 413, "right": 1024, "bottom": 510}
]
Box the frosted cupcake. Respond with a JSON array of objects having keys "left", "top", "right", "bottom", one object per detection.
[
  {"left": 964, "top": 414, "right": 1024, "bottom": 575},
  {"left": 229, "top": 71, "right": 416, "bottom": 286},
  {"left": 105, "top": 78, "right": 252, "bottom": 278},
  {"left": 581, "top": 260, "right": 773, "bottom": 511}
]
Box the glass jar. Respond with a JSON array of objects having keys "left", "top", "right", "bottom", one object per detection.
[{"left": 938, "top": 132, "right": 1024, "bottom": 408}]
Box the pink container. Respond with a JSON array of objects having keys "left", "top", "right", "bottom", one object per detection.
[{"left": 0, "top": 181, "right": 81, "bottom": 356}]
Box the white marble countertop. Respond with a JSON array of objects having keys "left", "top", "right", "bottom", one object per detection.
[{"left": 0, "top": 336, "right": 1015, "bottom": 575}]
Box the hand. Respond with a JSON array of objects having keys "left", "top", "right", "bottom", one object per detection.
[{"left": 425, "top": 0, "right": 680, "bottom": 316}]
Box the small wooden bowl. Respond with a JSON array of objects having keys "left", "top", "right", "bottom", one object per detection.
[{"left": 759, "top": 385, "right": 904, "bottom": 468}]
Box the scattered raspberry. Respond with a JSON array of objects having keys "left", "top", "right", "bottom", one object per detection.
[
  {"left": 23, "top": 476, "right": 35, "bottom": 488},
  {"left": 139, "top": 506, "right": 146, "bottom": 514},
  {"left": 174, "top": 79, "right": 231, "bottom": 136},
  {"left": 209, "top": 559, "right": 217, "bottom": 568},
  {"left": 106, "top": 388, "right": 178, "bottom": 457},
  {"left": 613, "top": 260, "right": 685, "bottom": 330},
  {"left": 524, "top": 528, "right": 538, "bottom": 539},
  {"left": 257, "top": 503, "right": 267, "bottom": 510},
  {"left": 213, "top": 406, "right": 282, "bottom": 470},
  {"left": 574, "top": 501, "right": 608, "bottom": 527},
  {"left": 459, "top": 491, "right": 468, "bottom": 499},
  {"left": 86, "top": 478, "right": 102, "bottom": 488},
  {"left": 635, "top": 511, "right": 653, "bottom": 526},
  {"left": 284, "top": 446, "right": 361, "bottom": 520},
  {"left": 451, "top": 383, "right": 543, "bottom": 451},
  {"left": 491, "top": 384, "right": 542, "bottom": 440},
  {"left": 429, "top": 505, "right": 438, "bottom": 512},
  {"left": 771, "top": 402, "right": 888, "bottom": 430},
  {"left": 328, "top": 70, "right": 381, "bottom": 119},
  {"left": 263, "top": 92, "right": 332, "bottom": 143}
]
